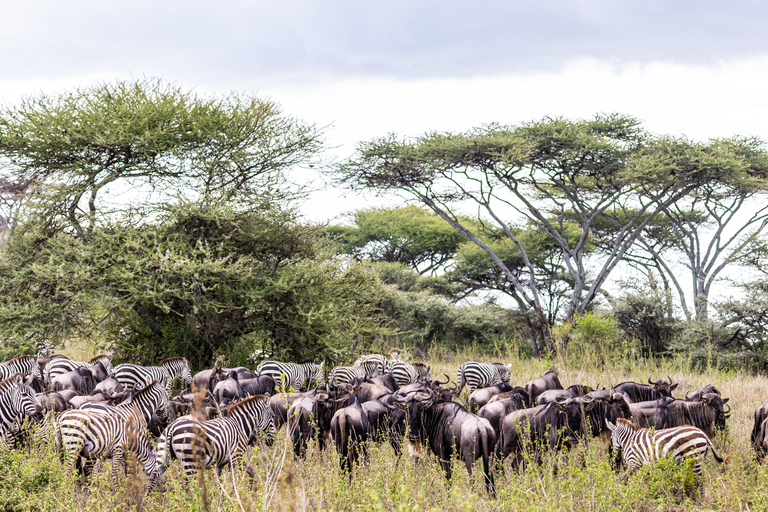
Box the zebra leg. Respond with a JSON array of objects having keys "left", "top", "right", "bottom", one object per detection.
[{"left": 112, "top": 447, "right": 125, "bottom": 488}]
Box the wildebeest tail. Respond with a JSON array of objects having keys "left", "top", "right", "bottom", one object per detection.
[
  {"left": 707, "top": 437, "right": 725, "bottom": 464},
  {"left": 481, "top": 426, "right": 496, "bottom": 495}
]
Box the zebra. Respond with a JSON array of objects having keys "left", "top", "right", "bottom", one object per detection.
[
  {"left": 0, "top": 355, "right": 42, "bottom": 380},
  {"left": 145, "top": 394, "right": 275, "bottom": 496},
  {"left": 56, "top": 380, "right": 165, "bottom": 484},
  {"left": 385, "top": 361, "right": 430, "bottom": 388},
  {"left": 606, "top": 418, "right": 724, "bottom": 489},
  {"left": 354, "top": 354, "right": 387, "bottom": 376},
  {"left": 43, "top": 354, "right": 114, "bottom": 385},
  {"left": 0, "top": 374, "right": 42, "bottom": 445},
  {"left": 78, "top": 379, "right": 170, "bottom": 424},
  {"left": 457, "top": 361, "right": 512, "bottom": 394},
  {"left": 255, "top": 361, "right": 325, "bottom": 391},
  {"left": 329, "top": 361, "right": 379, "bottom": 386},
  {"left": 113, "top": 357, "right": 192, "bottom": 394}
]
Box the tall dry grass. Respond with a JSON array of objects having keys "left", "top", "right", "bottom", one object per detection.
[{"left": 5, "top": 345, "right": 768, "bottom": 511}]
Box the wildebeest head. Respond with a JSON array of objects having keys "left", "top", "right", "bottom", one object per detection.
[
  {"left": 685, "top": 384, "right": 721, "bottom": 401},
  {"left": 553, "top": 395, "right": 597, "bottom": 441},
  {"left": 428, "top": 374, "right": 456, "bottom": 402},
  {"left": 313, "top": 382, "right": 354, "bottom": 432},
  {"left": 648, "top": 375, "right": 677, "bottom": 397},
  {"left": 390, "top": 386, "right": 436, "bottom": 443},
  {"left": 689, "top": 392, "right": 730, "bottom": 432}
]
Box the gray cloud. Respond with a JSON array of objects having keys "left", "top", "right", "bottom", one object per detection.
[{"left": 1, "top": 0, "right": 766, "bottom": 85}]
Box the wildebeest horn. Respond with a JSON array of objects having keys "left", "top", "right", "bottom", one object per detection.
[
  {"left": 685, "top": 390, "right": 691, "bottom": 400},
  {"left": 432, "top": 374, "right": 450, "bottom": 386},
  {"left": 724, "top": 403, "right": 731, "bottom": 414},
  {"left": 648, "top": 374, "right": 654, "bottom": 385},
  {"left": 667, "top": 375, "right": 673, "bottom": 385}
]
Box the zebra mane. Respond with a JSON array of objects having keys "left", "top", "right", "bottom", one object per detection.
[
  {"left": 126, "top": 380, "right": 161, "bottom": 403},
  {"left": 161, "top": 357, "right": 188, "bottom": 364},
  {"left": 89, "top": 354, "right": 110, "bottom": 363},
  {"left": 616, "top": 417, "right": 637, "bottom": 429},
  {"left": 412, "top": 362, "right": 428, "bottom": 370},
  {"left": 0, "top": 355, "right": 35, "bottom": 365},
  {"left": 226, "top": 394, "right": 268, "bottom": 416}
]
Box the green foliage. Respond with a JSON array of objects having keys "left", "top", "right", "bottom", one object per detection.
[
  {"left": 613, "top": 288, "right": 679, "bottom": 356},
  {"left": 328, "top": 205, "right": 472, "bottom": 275},
  {"left": 378, "top": 284, "right": 526, "bottom": 354},
  {"left": 0, "top": 199, "right": 386, "bottom": 368}
]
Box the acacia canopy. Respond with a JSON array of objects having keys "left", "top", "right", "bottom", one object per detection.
[
  {"left": 336, "top": 115, "right": 764, "bottom": 353},
  {"left": 0, "top": 78, "right": 322, "bottom": 239}
]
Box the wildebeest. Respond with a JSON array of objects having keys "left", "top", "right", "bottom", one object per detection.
[
  {"left": 330, "top": 385, "right": 371, "bottom": 474},
  {"left": 239, "top": 375, "right": 276, "bottom": 397},
  {"left": 390, "top": 386, "right": 496, "bottom": 494},
  {"left": 536, "top": 385, "right": 594, "bottom": 405},
  {"left": 351, "top": 380, "right": 392, "bottom": 403},
  {"left": 686, "top": 384, "right": 721, "bottom": 401},
  {"left": 467, "top": 382, "right": 515, "bottom": 412},
  {"left": 496, "top": 396, "right": 598, "bottom": 470},
  {"left": 269, "top": 391, "right": 309, "bottom": 430},
  {"left": 752, "top": 402, "right": 768, "bottom": 461},
  {"left": 51, "top": 367, "right": 97, "bottom": 395},
  {"left": 477, "top": 390, "right": 527, "bottom": 438},
  {"left": 286, "top": 391, "right": 318, "bottom": 457},
  {"left": 36, "top": 392, "right": 71, "bottom": 413},
  {"left": 92, "top": 376, "right": 125, "bottom": 400},
  {"left": 213, "top": 371, "right": 244, "bottom": 407},
  {"left": 370, "top": 374, "right": 398, "bottom": 392},
  {"left": 313, "top": 383, "right": 357, "bottom": 450},
  {"left": 614, "top": 375, "right": 677, "bottom": 403},
  {"left": 629, "top": 393, "right": 729, "bottom": 438},
  {"left": 525, "top": 371, "right": 563, "bottom": 404}
]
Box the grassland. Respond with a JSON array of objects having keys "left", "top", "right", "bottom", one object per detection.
[{"left": 4, "top": 345, "right": 768, "bottom": 512}]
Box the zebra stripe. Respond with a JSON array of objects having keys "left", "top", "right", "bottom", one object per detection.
[
  {"left": 43, "top": 354, "right": 113, "bottom": 384},
  {"left": 255, "top": 361, "right": 325, "bottom": 391},
  {"left": 385, "top": 361, "right": 430, "bottom": 388},
  {"left": 0, "top": 374, "right": 41, "bottom": 444},
  {"left": 78, "top": 379, "right": 170, "bottom": 423},
  {"left": 145, "top": 394, "right": 274, "bottom": 496},
  {"left": 330, "top": 361, "right": 379, "bottom": 386},
  {"left": 607, "top": 418, "right": 724, "bottom": 478},
  {"left": 113, "top": 357, "right": 192, "bottom": 393},
  {"left": 0, "top": 355, "right": 41, "bottom": 380},
  {"left": 354, "top": 354, "right": 387, "bottom": 376},
  {"left": 457, "top": 362, "right": 511, "bottom": 394}
]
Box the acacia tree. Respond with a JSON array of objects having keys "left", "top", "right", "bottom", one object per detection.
[
  {"left": 336, "top": 115, "right": 756, "bottom": 354},
  {"left": 0, "top": 78, "right": 323, "bottom": 241},
  {"left": 327, "top": 205, "right": 471, "bottom": 275},
  {"left": 633, "top": 158, "right": 768, "bottom": 321},
  {"left": 0, "top": 79, "right": 327, "bottom": 358}
]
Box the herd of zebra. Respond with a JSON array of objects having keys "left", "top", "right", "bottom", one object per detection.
[{"left": 0, "top": 349, "right": 763, "bottom": 499}]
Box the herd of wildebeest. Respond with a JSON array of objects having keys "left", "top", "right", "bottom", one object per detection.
[{"left": 3, "top": 347, "right": 768, "bottom": 499}]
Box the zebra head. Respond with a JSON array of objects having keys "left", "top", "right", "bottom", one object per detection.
[
  {"left": 8, "top": 375, "right": 42, "bottom": 422},
  {"left": 131, "top": 380, "right": 170, "bottom": 422},
  {"left": 161, "top": 357, "right": 193, "bottom": 390},
  {"left": 228, "top": 394, "right": 275, "bottom": 445}
]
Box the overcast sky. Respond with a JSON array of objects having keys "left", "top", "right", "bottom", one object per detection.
[{"left": 2, "top": 1, "right": 767, "bottom": 222}]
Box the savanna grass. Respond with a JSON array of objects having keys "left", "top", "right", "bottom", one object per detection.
[{"left": 5, "top": 345, "right": 768, "bottom": 511}]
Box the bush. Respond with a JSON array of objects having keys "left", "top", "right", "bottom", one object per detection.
[{"left": 613, "top": 290, "right": 679, "bottom": 355}]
